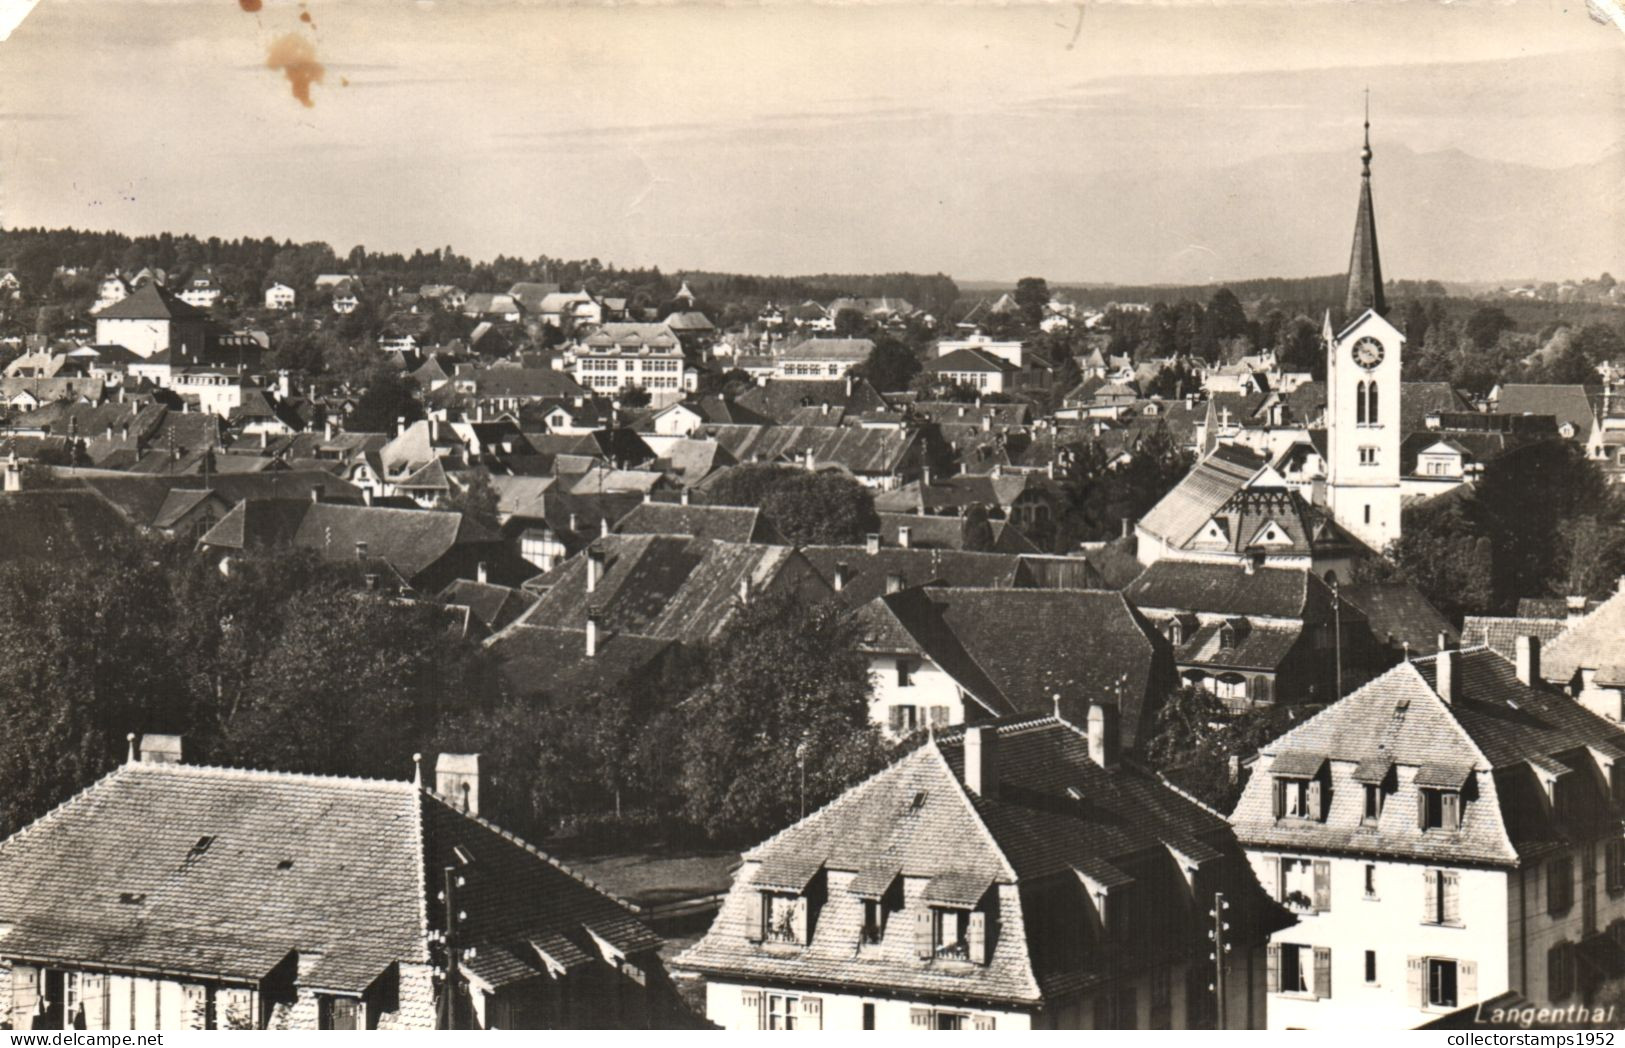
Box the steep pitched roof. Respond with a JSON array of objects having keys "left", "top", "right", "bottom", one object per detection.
[
  {"left": 1461, "top": 616, "right": 1570, "bottom": 660},
  {"left": 1136, "top": 443, "right": 1264, "bottom": 549},
  {"left": 1339, "top": 581, "right": 1457, "bottom": 654},
  {"left": 1542, "top": 586, "right": 1625, "bottom": 686},
  {"left": 1492, "top": 384, "right": 1600, "bottom": 441},
  {"left": 1125, "top": 561, "right": 1341, "bottom": 623},
  {"left": 614, "top": 501, "right": 782, "bottom": 544},
  {"left": 93, "top": 282, "right": 208, "bottom": 321},
  {"left": 706, "top": 424, "right": 917, "bottom": 476}
]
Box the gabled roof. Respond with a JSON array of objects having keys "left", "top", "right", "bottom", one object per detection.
[
  {"left": 1461, "top": 616, "right": 1570, "bottom": 660},
  {"left": 0, "top": 489, "right": 138, "bottom": 562},
  {"left": 614, "top": 501, "right": 783, "bottom": 544},
  {"left": 1136, "top": 443, "right": 1266, "bottom": 549},
  {"left": 1339, "top": 581, "right": 1456, "bottom": 654},
  {"left": 705, "top": 424, "right": 917, "bottom": 476},
  {"left": 1492, "top": 384, "right": 1600, "bottom": 441},
  {"left": 734, "top": 377, "right": 887, "bottom": 423},
  {"left": 1542, "top": 586, "right": 1625, "bottom": 685},
  {"left": 489, "top": 624, "right": 678, "bottom": 698},
  {"left": 1125, "top": 561, "right": 1344, "bottom": 623},
  {"left": 927, "top": 348, "right": 1016, "bottom": 374},
  {"left": 779, "top": 337, "right": 874, "bottom": 363}
]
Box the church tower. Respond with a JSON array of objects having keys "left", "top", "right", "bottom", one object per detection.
[{"left": 1325, "top": 104, "right": 1404, "bottom": 553}]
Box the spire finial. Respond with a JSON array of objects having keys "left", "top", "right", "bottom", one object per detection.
[
  {"left": 126, "top": 733, "right": 137, "bottom": 764},
  {"left": 412, "top": 752, "right": 423, "bottom": 787},
  {"left": 1361, "top": 89, "right": 1373, "bottom": 176}
]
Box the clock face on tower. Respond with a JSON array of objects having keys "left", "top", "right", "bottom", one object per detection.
[{"left": 1352, "top": 336, "right": 1385, "bottom": 370}]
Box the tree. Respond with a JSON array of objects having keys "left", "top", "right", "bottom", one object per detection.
[
  {"left": 1013, "top": 277, "right": 1050, "bottom": 328},
  {"left": 1205, "top": 287, "right": 1249, "bottom": 342},
  {"left": 760, "top": 472, "right": 880, "bottom": 545},
  {"left": 853, "top": 334, "right": 921, "bottom": 392},
  {"left": 1464, "top": 305, "right": 1515, "bottom": 351},
  {"left": 1138, "top": 684, "right": 1307, "bottom": 811},
  {"left": 616, "top": 384, "right": 652, "bottom": 409},
  {"left": 346, "top": 366, "right": 422, "bottom": 433},
  {"left": 444, "top": 468, "right": 501, "bottom": 532},
  {"left": 676, "top": 591, "right": 891, "bottom": 841},
  {"left": 1385, "top": 497, "right": 1496, "bottom": 621}
]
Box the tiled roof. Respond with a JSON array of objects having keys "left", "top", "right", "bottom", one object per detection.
[
  {"left": 927, "top": 348, "right": 1016, "bottom": 374},
  {"left": 506, "top": 535, "right": 821, "bottom": 644},
  {"left": 679, "top": 718, "right": 1274, "bottom": 1006},
  {"left": 93, "top": 282, "right": 208, "bottom": 321},
  {"left": 438, "top": 578, "right": 534, "bottom": 631},
  {"left": 1174, "top": 620, "right": 1301, "bottom": 673},
  {"left": 1399, "top": 382, "right": 1474, "bottom": 436},
  {"left": 79, "top": 471, "right": 360, "bottom": 529},
  {"left": 1492, "top": 384, "right": 1600, "bottom": 440},
  {"left": 706, "top": 424, "right": 918, "bottom": 476},
  {"left": 1339, "top": 582, "right": 1457, "bottom": 654},
  {"left": 489, "top": 624, "right": 677, "bottom": 698},
  {"left": 1461, "top": 616, "right": 1570, "bottom": 660},
  {"left": 734, "top": 378, "right": 887, "bottom": 424},
  {"left": 800, "top": 545, "right": 1023, "bottom": 606},
  {"left": 0, "top": 759, "right": 659, "bottom": 993},
  {"left": 1542, "top": 587, "right": 1625, "bottom": 685},
  {"left": 1125, "top": 561, "right": 1342, "bottom": 623},
  {"left": 1136, "top": 443, "right": 1264, "bottom": 549},
  {"left": 614, "top": 502, "right": 780, "bottom": 544}
]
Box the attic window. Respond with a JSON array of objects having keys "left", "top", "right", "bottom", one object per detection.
[
  {"left": 118, "top": 892, "right": 146, "bottom": 905},
  {"left": 1065, "top": 786, "right": 1085, "bottom": 802},
  {"left": 276, "top": 859, "right": 295, "bottom": 871},
  {"left": 188, "top": 835, "right": 215, "bottom": 859},
  {"left": 908, "top": 791, "right": 928, "bottom": 815}
]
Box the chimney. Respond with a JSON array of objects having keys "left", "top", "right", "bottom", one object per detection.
[
  {"left": 1087, "top": 703, "right": 1119, "bottom": 769},
  {"left": 434, "top": 753, "right": 480, "bottom": 815},
  {"left": 737, "top": 577, "right": 751, "bottom": 604},
  {"left": 1619, "top": 575, "right": 1625, "bottom": 596},
  {"left": 362, "top": 487, "right": 373, "bottom": 506},
  {"left": 2, "top": 454, "right": 20, "bottom": 494},
  {"left": 138, "top": 733, "right": 184, "bottom": 764},
  {"left": 804, "top": 447, "right": 816, "bottom": 471},
  {"left": 833, "top": 561, "right": 850, "bottom": 592},
  {"left": 1567, "top": 595, "right": 1590, "bottom": 623},
  {"left": 355, "top": 540, "right": 368, "bottom": 561},
  {"left": 260, "top": 430, "right": 268, "bottom": 449},
  {"left": 866, "top": 532, "right": 881, "bottom": 555},
  {"left": 898, "top": 525, "right": 912, "bottom": 549},
  {"left": 310, "top": 484, "right": 324, "bottom": 503},
  {"left": 585, "top": 612, "right": 600, "bottom": 657},
  {"left": 885, "top": 573, "right": 905, "bottom": 594},
  {"left": 680, "top": 488, "right": 690, "bottom": 506},
  {"left": 845, "top": 374, "right": 854, "bottom": 397},
  {"left": 1436, "top": 638, "right": 1460, "bottom": 704},
  {"left": 1121, "top": 517, "right": 1133, "bottom": 539},
  {"left": 644, "top": 490, "right": 653, "bottom": 503},
  {"left": 278, "top": 370, "right": 291, "bottom": 399},
  {"left": 963, "top": 725, "right": 999, "bottom": 799},
  {"left": 921, "top": 465, "right": 931, "bottom": 487},
  {"left": 396, "top": 415, "right": 406, "bottom": 436},
  {"left": 587, "top": 547, "right": 605, "bottom": 592},
  {"left": 982, "top": 414, "right": 992, "bottom": 433},
  {"left": 991, "top": 463, "right": 1002, "bottom": 478},
  {"left": 476, "top": 561, "right": 488, "bottom": 585},
  {"left": 1516, "top": 634, "right": 1541, "bottom": 687},
  {"left": 600, "top": 517, "right": 610, "bottom": 538}
]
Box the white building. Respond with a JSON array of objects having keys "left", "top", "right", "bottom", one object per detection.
[
  {"left": 264, "top": 283, "right": 297, "bottom": 310},
  {"left": 568, "top": 323, "right": 688, "bottom": 406},
  {"left": 1231, "top": 642, "right": 1625, "bottom": 1028},
  {"left": 934, "top": 331, "right": 1025, "bottom": 368},
  {"left": 773, "top": 338, "right": 872, "bottom": 380},
  {"left": 677, "top": 716, "right": 1282, "bottom": 1030}
]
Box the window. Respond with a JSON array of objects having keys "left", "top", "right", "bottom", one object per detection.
[
  {"left": 1428, "top": 959, "right": 1458, "bottom": 1008},
  {"left": 1364, "top": 785, "right": 1383, "bottom": 824},
  {"left": 767, "top": 993, "right": 799, "bottom": 1029},
  {"left": 318, "top": 996, "right": 359, "bottom": 1031},
  {"left": 1359, "top": 446, "right": 1378, "bottom": 466},
  {"left": 895, "top": 659, "right": 914, "bottom": 688},
  {"left": 1608, "top": 840, "right": 1625, "bottom": 895},
  {"left": 1364, "top": 504, "right": 1372, "bottom": 525},
  {"left": 887, "top": 705, "right": 918, "bottom": 734},
  {"left": 1357, "top": 381, "right": 1368, "bottom": 425},
  {"left": 934, "top": 1012, "right": 967, "bottom": 1030},
  {"left": 1280, "top": 944, "right": 1309, "bottom": 994},
  {"left": 1277, "top": 778, "right": 1311, "bottom": 819},
  {"left": 1365, "top": 950, "right": 1378, "bottom": 984},
  {"left": 1423, "top": 869, "right": 1461, "bottom": 926},
  {"left": 764, "top": 893, "right": 805, "bottom": 944},
  {"left": 1548, "top": 855, "right": 1575, "bottom": 915},
  {"left": 1419, "top": 789, "right": 1461, "bottom": 831},
  {"left": 1548, "top": 943, "right": 1575, "bottom": 1001},
  {"left": 1278, "top": 858, "right": 1327, "bottom": 912},
  {"left": 933, "top": 908, "right": 970, "bottom": 960},
  {"left": 1365, "top": 864, "right": 1378, "bottom": 899},
  {"left": 862, "top": 1003, "right": 876, "bottom": 1030},
  {"left": 862, "top": 899, "right": 883, "bottom": 945}
]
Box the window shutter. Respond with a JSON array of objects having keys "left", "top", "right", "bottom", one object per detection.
[
  {"left": 1407, "top": 957, "right": 1424, "bottom": 1008},
  {"left": 888, "top": 706, "right": 905, "bottom": 732},
  {"left": 1314, "top": 947, "right": 1332, "bottom": 999},
  {"left": 792, "top": 896, "right": 810, "bottom": 945},
  {"left": 1417, "top": 790, "right": 1429, "bottom": 831},
  {"left": 1307, "top": 778, "right": 1323, "bottom": 820},
  {"left": 1443, "top": 872, "right": 1461, "bottom": 925},
  {"left": 931, "top": 706, "right": 949, "bottom": 728},
  {"left": 1423, "top": 869, "right": 1438, "bottom": 923},
  {"left": 915, "top": 908, "right": 934, "bottom": 959},
  {"left": 1266, "top": 944, "right": 1280, "bottom": 994},
  {"left": 1313, "top": 860, "right": 1331, "bottom": 912},
  {"left": 1264, "top": 856, "right": 1281, "bottom": 902},
  {"left": 1459, "top": 960, "right": 1477, "bottom": 1006},
  {"left": 12, "top": 966, "right": 39, "bottom": 1024},
  {"left": 801, "top": 997, "right": 823, "bottom": 1030},
  {"left": 972, "top": 1014, "right": 996, "bottom": 1030},
  {"left": 741, "top": 990, "right": 763, "bottom": 1031},
  {"left": 910, "top": 1008, "right": 932, "bottom": 1030},
  {"left": 1442, "top": 791, "right": 1460, "bottom": 829},
  {"left": 747, "top": 893, "right": 766, "bottom": 942},
  {"left": 968, "top": 910, "right": 988, "bottom": 965},
  {"left": 1273, "top": 780, "right": 1285, "bottom": 819},
  {"left": 82, "top": 974, "right": 107, "bottom": 1031}
]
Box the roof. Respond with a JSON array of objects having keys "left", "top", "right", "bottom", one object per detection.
[
  {"left": 0, "top": 489, "right": 137, "bottom": 562},
  {"left": 1399, "top": 382, "right": 1474, "bottom": 437},
  {"left": 706, "top": 424, "right": 917, "bottom": 475},
  {"left": 800, "top": 545, "right": 1026, "bottom": 606},
  {"left": 438, "top": 578, "right": 534, "bottom": 631},
  {"left": 1136, "top": 443, "right": 1265, "bottom": 549},
  {"left": 489, "top": 624, "right": 677, "bottom": 698},
  {"left": 927, "top": 348, "right": 1017, "bottom": 374},
  {"left": 779, "top": 338, "right": 874, "bottom": 363},
  {"left": 93, "top": 282, "right": 208, "bottom": 322},
  {"left": 1339, "top": 582, "right": 1457, "bottom": 654},
  {"left": 505, "top": 535, "right": 823, "bottom": 644},
  {"left": 1461, "top": 616, "right": 1570, "bottom": 660},
  {"left": 1543, "top": 586, "right": 1625, "bottom": 685},
  {"left": 734, "top": 377, "right": 888, "bottom": 424},
  {"left": 1492, "top": 384, "right": 1599, "bottom": 440},
  {"left": 1125, "top": 561, "right": 1341, "bottom": 622},
  {"left": 0, "top": 759, "right": 659, "bottom": 992},
  {"left": 678, "top": 717, "right": 1272, "bottom": 1005},
  {"left": 614, "top": 501, "right": 782, "bottom": 544},
  {"left": 1233, "top": 648, "right": 1625, "bottom": 866}
]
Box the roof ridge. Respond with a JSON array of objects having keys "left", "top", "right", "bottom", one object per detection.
[
  {"left": 926, "top": 742, "right": 1020, "bottom": 883},
  {"left": 125, "top": 758, "right": 417, "bottom": 792},
  {"left": 0, "top": 762, "right": 129, "bottom": 855}
]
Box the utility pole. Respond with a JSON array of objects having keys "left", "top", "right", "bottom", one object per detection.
[
  {"left": 1209, "top": 891, "right": 1230, "bottom": 1030},
  {"left": 440, "top": 864, "right": 461, "bottom": 1030},
  {"left": 1332, "top": 578, "right": 1344, "bottom": 700}
]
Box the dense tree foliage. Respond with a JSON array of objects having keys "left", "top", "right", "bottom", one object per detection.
[
  {"left": 1051, "top": 424, "right": 1195, "bottom": 551},
  {"left": 1138, "top": 685, "right": 1312, "bottom": 812},
  {"left": 852, "top": 333, "right": 923, "bottom": 392},
  {"left": 706, "top": 464, "right": 880, "bottom": 545}
]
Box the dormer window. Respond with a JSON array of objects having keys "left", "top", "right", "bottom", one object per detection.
[
  {"left": 763, "top": 893, "right": 806, "bottom": 944},
  {"left": 1270, "top": 752, "right": 1327, "bottom": 822},
  {"left": 932, "top": 909, "right": 971, "bottom": 960},
  {"left": 1418, "top": 789, "right": 1460, "bottom": 831},
  {"left": 917, "top": 873, "right": 993, "bottom": 964},
  {"left": 749, "top": 856, "right": 824, "bottom": 947}
]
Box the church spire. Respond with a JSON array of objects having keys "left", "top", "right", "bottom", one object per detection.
[{"left": 1345, "top": 92, "right": 1386, "bottom": 318}]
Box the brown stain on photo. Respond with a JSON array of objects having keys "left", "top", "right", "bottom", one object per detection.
[
  {"left": 265, "top": 33, "right": 324, "bottom": 108},
  {"left": 237, "top": 0, "right": 262, "bottom": 11},
  {"left": 299, "top": 11, "right": 314, "bottom": 28}
]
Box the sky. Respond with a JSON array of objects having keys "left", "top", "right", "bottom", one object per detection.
[{"left": 1, "top": 0, "right": 1621, "bottom": 284}]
